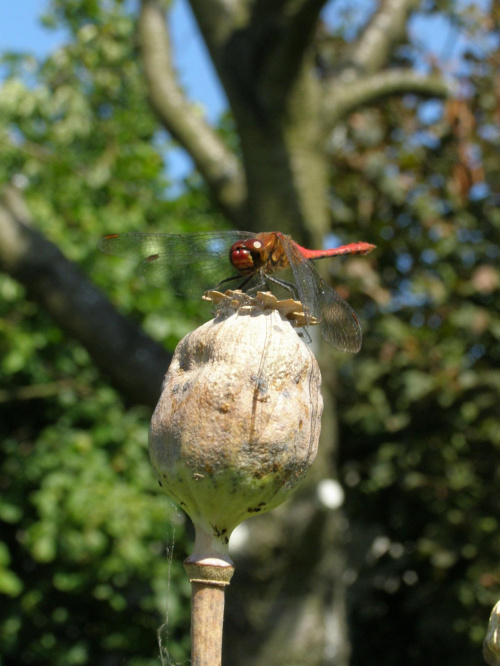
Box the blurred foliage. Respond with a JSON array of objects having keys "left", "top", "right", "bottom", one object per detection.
[
  {"left": 0, "top": 1, "right": 209, "bottom": 663},
  {"left": 329, "top": 19, "right": 500, "bottom": 666},
  {"left": 0, "top": 0, "right": 499, "bottom": 665}
]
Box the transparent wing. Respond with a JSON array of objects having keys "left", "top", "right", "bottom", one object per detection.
[
  {"left": 98, "top": 231, "right": 256, "bottom": 297},
  {"left": 279, "top": 237, "right": 362, "bottom": 353},
  {"left": 315, "top": 277, "right": 362, "bottom": 352}
]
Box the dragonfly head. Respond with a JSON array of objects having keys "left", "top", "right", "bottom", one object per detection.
[{"left": 229, "top": 238, "right": 268, "bottom": 275}]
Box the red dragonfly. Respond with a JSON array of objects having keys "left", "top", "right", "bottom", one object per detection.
[{"left": 98, "top": 231, "right": 375, "bottom": 352}]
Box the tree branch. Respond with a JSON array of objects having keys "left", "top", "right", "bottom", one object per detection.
[
  {"left": 0, "top": 186, "right": 169, "bottom": 408},
  {"left": 189, "top": 0, "right": 328, "bottom": 115},
  {"left": 324, "top": 69, "right": 451, "bottom": 125},
  {"left": 138, "top": 0, "right": 247, "bottom": 226},
  {"left": 262, "top": 0, "right": 329, "bottom": 102},
  {"left": 347, "top": 0, "right": 420, "bottom": 74},
  {"left": 187, "top": 0, "right": 242, "bottom": 49}
]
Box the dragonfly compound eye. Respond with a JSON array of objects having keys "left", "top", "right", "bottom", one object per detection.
[{"left": 230, "top": 241, "right": 258, "bottom": 274}]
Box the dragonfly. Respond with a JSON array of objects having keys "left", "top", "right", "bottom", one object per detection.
[{"left": 98, "top": 231, "right": 375, "bottom": 353}]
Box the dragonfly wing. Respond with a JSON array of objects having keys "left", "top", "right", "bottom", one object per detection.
[
  {"left": 98, "top": 231, "right": 255, "bottom": 296},
  {"left": 316, "top": 278, "right": 362, "bottom": 352},
  {"left": 279, "top": 238, "right": 362, "bottom": 352}
]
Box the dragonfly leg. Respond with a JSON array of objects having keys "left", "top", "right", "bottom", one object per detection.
[
  {"left": 214, "top": 274, "right": 247, "bottom": 290},
  {"left": 262, "top": 274, "right": 298, "bottom": 299},
  {"left": 214, "top": 271, "right": 299, "bottom": 302},
  {"left": 262, "top": 274, "right": 318, "bottom": 331},
  {"left": 214, "top": 273, "right": 268, "bottom": 293}
]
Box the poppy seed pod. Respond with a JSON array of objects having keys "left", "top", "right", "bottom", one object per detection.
[
  {"left": 149, "top": 294, "right": 323, "bottom": 563},
  {"left": 484, "top": 601, "right": 500, "bottom": 666}
]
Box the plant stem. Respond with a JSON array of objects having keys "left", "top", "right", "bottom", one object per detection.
[{"left": 184, "top": 559, "right": 235, "bottom": 666}]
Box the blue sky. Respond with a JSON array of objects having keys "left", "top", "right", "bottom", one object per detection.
[
  {"left": 0, "top": 3, "right": 65, "bottom": 57},
  {"left": 0, "top": 1, "right": 226, "bottom": 183},
  {"left": 0, "top": 1, "right": 225, "bottom": 116}
]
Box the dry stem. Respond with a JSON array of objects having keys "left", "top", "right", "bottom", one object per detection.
[{"left": 184, "top": 560, "right": 235, "bottom": 666}]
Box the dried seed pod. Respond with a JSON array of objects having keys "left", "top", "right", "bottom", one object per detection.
[
  {"left": 149, "top": 299, "right": 323, "bottom": 562},
  {"left": 484, "top": 601, "right": 500, "bottom": 666}
]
